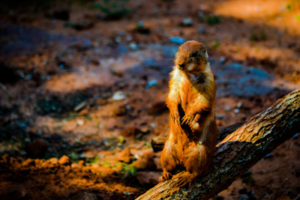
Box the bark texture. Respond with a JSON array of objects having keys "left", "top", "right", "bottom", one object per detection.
[{"left": 137, "top": 90, "right": 300, "bottom": 200}]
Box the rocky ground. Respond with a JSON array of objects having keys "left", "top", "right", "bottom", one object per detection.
[{"left": 0, "top": 0, "right": 299, "bottom": 199}]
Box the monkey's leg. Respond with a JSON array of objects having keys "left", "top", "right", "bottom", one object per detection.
[
  {"left": 184, "top": 144, "right": 210, "bottom": 178},
  {"left": 160, "top": 137, "right": 178, "bottom": 181}
]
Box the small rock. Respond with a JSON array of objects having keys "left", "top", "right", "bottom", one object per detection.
[
  {"left": 151, "top": 123, "right": 156, "bottom": 128},
  {"left": 219, "top": 56, "right": 226, "bottom": 64},
  {"left": 180, "top": 18, "right": 193, "bottom": 26},
  {"left": 136, "top": 171, "right": 160, "bottom": 186},
  {"left": 151, "top": 136, "right": 166, "bottom": 152},
  {"left": 293, "top": 133, "right": 299, "bottom": 139},
  {"left": 74, "top": 101, "right": 87, "bottom": 112},
  {"left": 145, "top": 80, "right": 158, "bottom": 89},
  {"left": 234, "top": 108, "right": 240, "bottom": 113},
  {"left": 77, "top": 119, "right": 84, "bottom": 126},
  {"left": 116, "top": 148, "right": 132, "bottom": 163},
  {"left": 112, "top": 91, "right": 126, "bottom": 100},
  {"left": 237, "top": 102, "right": 243, "bottom": 108},
  {"left": 59, "top": 155, "right": 71, "bottom": 165},
  {"left": 129, "top": 43, "right": 139, "bottom": 50},
  {"left": 217, "top": 114, "right": 224, "bottom": 119},
  {"left": 170, "top": 36, "right": 185, "bottom": 45},
  {"left": 133, "top": 21, "right": 151, "bottom": 34},
  {"left": 27, "top": 139, "right": 48, "bottom": 158}
]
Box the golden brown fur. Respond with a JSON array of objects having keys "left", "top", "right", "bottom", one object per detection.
[{"left": 160, "top": 41, "right": 218, "bottom": 183}]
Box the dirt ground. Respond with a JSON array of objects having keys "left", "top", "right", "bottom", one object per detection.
[{"left": 0, "top": 0, "right": 299, "bottom": 199}]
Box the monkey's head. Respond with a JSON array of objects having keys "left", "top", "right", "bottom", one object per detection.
[{"left": 175, "top": 40, "right": 208, "bottom": 73}]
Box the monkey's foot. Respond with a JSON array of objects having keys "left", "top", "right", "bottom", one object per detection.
[
  {"left": 172, "top": 171, "right": 197, "bottom": 187},
  {"left": 160, "top": 171, "right": 172, "bottom": 182}
]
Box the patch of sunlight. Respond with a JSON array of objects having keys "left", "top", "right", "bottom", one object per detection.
[
  {"left": 214, "top": 0, "right": 300, "bottom": 35},
  {"left": 34, "top": 102, "right": 123, "bottom": 139},
  {"left": 45, "top": 66, "right": 114, "bottom": 93},
  {"left": 45, "top": 54, "right": 143, "bottom": 93}
]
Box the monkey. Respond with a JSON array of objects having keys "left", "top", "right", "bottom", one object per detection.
[{"left": 160, "top": 40, "right": 218, "bottom": 184}]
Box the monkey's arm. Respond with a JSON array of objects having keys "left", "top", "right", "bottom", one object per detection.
[
  {"left": 166, "top": 90, "right": 181, "bottom": 124},
  {"left": 181, "top": 101, "right": 211, "bottom": 131}
]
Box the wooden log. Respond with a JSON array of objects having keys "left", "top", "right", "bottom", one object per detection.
[{"left": 137, "top": 89, "right": 300, "bottom": 200}]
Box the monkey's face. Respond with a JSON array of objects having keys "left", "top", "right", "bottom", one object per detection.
[{"left": 175, "top": 41, "right": 208, "bottom": 73}]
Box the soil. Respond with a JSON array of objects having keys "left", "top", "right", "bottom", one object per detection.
[{"left": 0, "top": 0, "right": 299, "bottom": 199}]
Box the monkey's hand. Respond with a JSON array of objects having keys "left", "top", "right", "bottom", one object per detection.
[{"left": 182, "top": 113, "right": 201, "bottom": 131}]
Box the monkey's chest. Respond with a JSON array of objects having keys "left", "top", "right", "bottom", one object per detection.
[{"left": 179, "top": 88, "right": 200, "bottom": 112}]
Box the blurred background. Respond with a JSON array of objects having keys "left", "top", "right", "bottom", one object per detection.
[{"left": 0, "top": 0, "right": 299, "bottom": 199}]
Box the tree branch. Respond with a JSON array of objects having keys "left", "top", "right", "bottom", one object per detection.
[{"left": 137, "top": 90, "right": 300, "bottom": 200}]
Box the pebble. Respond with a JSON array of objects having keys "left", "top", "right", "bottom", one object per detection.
[
  {"left": 74, "top": 101, "right": 87, "bottom": 112},
  {"left": 77, "top": 120, "right": 84, "bottom": 126},
  {"left": 145, "top": 80, "right": 158, "bottom": 89},
  {"left": 181, "top": 18, "right": 193, "bottom": 26},
  {"left": 170, "top": 36, "right": 185, "bottom": 45},
  {"left": 151, "top": 123, "right": 156, "bottom": 128},
  {"left": 59, "top": 155, "right": 71, "bottom": 165},
  {"left": 293, "top": 133, "right": 299, "bottom": 139},
  {"left": 137, "top": 20, "right": 144, "bottom": 27},
  {"left": 234, "top": 108, "right": 240, "bottom": 113},
  {"left": 129, "top": 42, "right": 139, "bottom": 50},
  {"left": 123, "top": 192, "right": 133, "bottom": 196},
  {"left": 237, "top": 102, "right": 243, "bottom": 108},
  {"left": 217, "top": 114, "right": 224, "bottom": 119},
  {"left": 112, "top": 91, "right": 126, "bottom": 100},
  {"left": 219, "top": 56, "right": 226, "bottom": 64}
]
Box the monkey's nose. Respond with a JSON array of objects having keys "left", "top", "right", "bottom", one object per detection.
[{"left": 178, "top": 64, "right": 185, "bottom": 68}]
